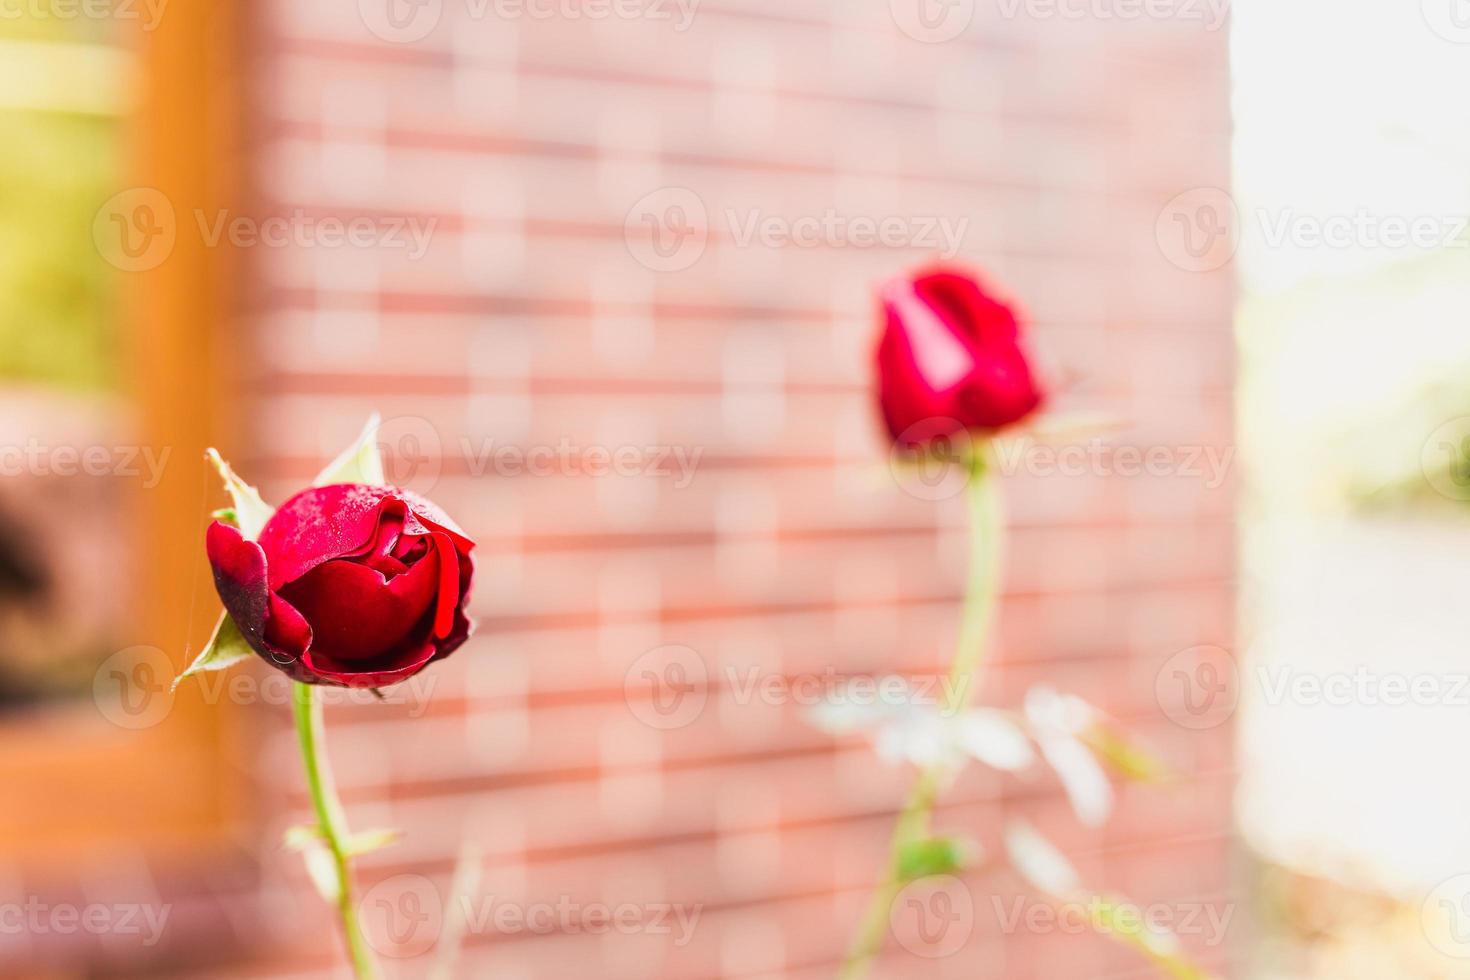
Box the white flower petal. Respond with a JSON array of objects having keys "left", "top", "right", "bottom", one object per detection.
[
  {"left": 954, "top": 710, "right": 1036, "bottom": 771},
  {"left": 1005, "top": 819, "right": 1080, "bottom": 897},
  {"left": 807, "top": 699, "right": 896, "bottom": 735},
  {"left": 1024, "top": 685, "right": 1096, "bottom": 736},
  {"left": 875, "top": 712, "right": 952, "bottom": 767},
  {"left": 1039, "top": 734, "right": 1113, "bottom": 827}
]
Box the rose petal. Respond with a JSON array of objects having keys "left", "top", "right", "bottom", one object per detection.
[
  {"left": 206, "top": 520, "right": 307, "bottom": 665},
  {"left": 259, "top": 485, "right": 400, "bottom": 589},
  {"left": 302, "top": 633, "right": 439, "bottom": 689},
  {"left": 279, "top": 548, "right": 440, "bottom": 663}
]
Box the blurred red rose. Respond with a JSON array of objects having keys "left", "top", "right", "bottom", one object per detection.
[
  {"left": 876, "top": 265, "right": 1045, "bottom": 448},
  {"left": 206, "top": 484, "right": 474, "bottom": 688}
]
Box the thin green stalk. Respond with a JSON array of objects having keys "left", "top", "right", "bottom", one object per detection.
[
  {"left": 292, "top": 682, "right": 380, "bottom": 980},
  {"left": 839, "top": 446, "right": 1005, "bottom": 980}
]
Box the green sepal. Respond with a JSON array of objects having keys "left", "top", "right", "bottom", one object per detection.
[
  {"left": 172, "top": 612, "right": 253, "bottom": 693},
  {"left": 204, "top": 448, "right": 274, "bottom": 540},
  {"left": 313, "top": 413, "right": 386, "bottom": 486},
  {"left": 896, "top": 835, "right": 976, "bottom": 881}
]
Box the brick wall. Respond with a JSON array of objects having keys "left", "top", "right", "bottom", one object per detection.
[{"left": 225, "top": 1, "right": 1235, "bottom": 976}]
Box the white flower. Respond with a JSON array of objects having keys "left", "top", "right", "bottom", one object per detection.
[
  {"left": 808, "top": 676, "right": 1035, "bottom": 774},
  {"left": 1024, "top": 686, "right": 1112, "bottom": 827}
]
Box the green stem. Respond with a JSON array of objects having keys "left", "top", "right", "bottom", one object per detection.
[
  {"left": 292, "top": 682, "right": 380, "bottom": 980},
  {"left": 838, "top": 446, "right": 1005, "bottom": 980}
]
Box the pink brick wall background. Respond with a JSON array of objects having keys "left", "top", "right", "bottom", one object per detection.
[{"left": 203, "top": 2, "right": 1234, "bottom": 976}]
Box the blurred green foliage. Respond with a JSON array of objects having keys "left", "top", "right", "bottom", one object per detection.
[
  {"left": 0, "top": 107, "right": 118, "bottom": 390},
  {"left": 0, "top": 10, "right": 122, "bottom": 392}
]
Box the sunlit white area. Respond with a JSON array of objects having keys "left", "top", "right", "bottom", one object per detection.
[{"left": 1235, "top": 0, "right": 1470, "bottom": 975}]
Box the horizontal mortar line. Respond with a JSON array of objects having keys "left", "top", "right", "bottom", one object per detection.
[
  {"left": 267, "top": 117, "right": 1106, "bottom": 196},
  {"left": 252, "top": 287, "right": 1235, "bottom": 331},
  {"left": 459, "top": 577, "right": 1234, "bottom": 631},
  {"left": 286, "top": 775, "right": 1239, "bottom": 871}
]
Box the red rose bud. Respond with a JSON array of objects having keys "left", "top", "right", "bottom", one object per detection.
[
  {"left": 206, "top": 484, "right": 475, "bottom": 688},
  {"left": 876, "top": 265, "right": 1045, "bottom": 449}
]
